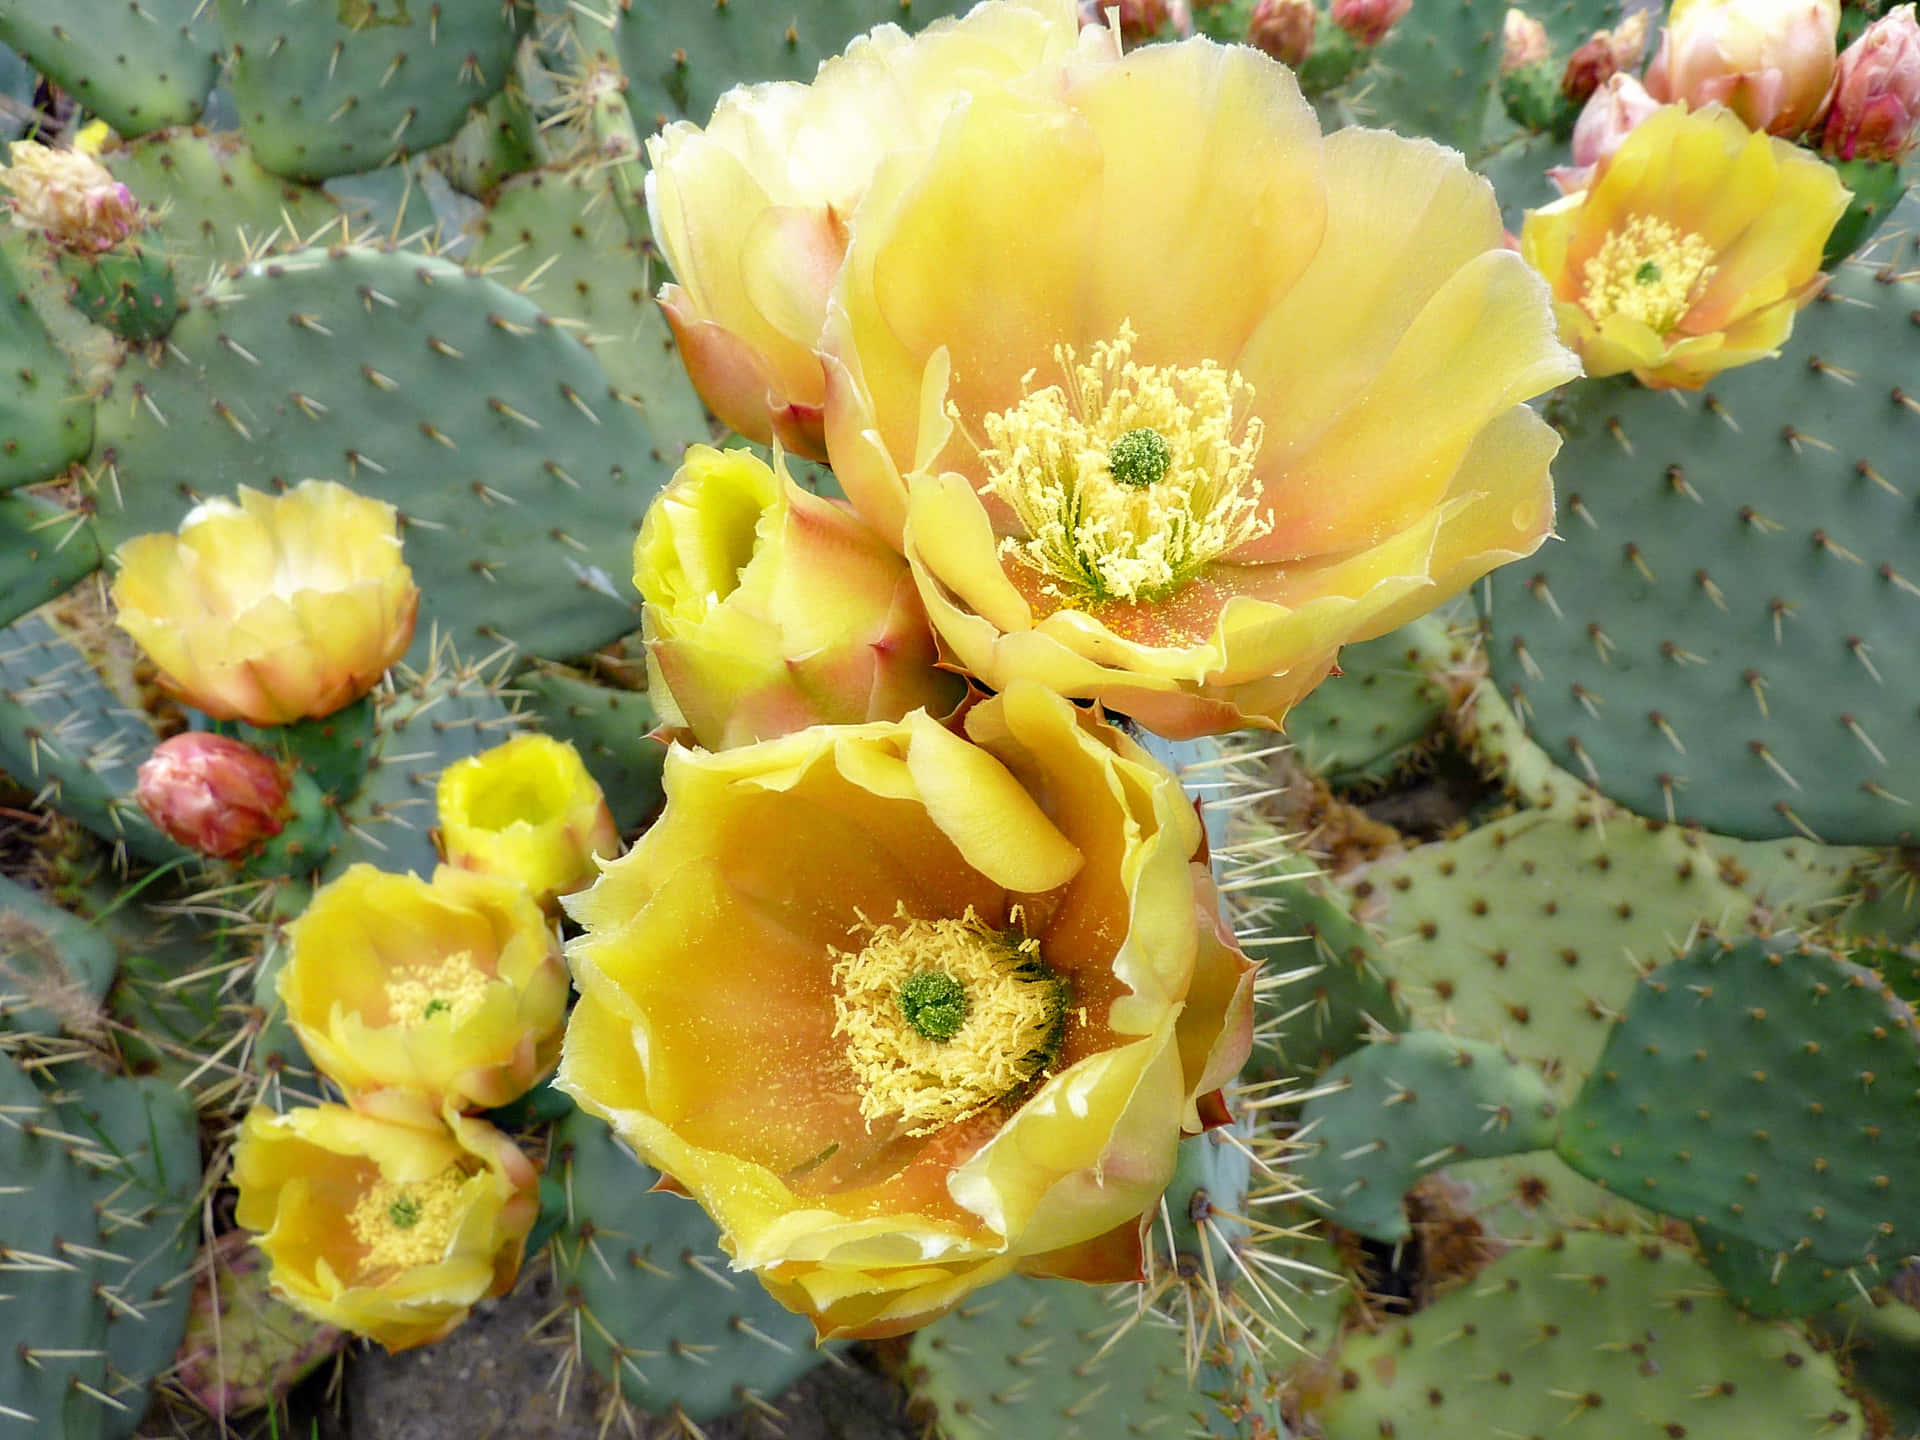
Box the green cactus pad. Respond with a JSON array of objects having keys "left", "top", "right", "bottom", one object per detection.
[
  {"left": 1350, "top": 0, "right": 1505, "bottom": 152},
  {"left": 909, "top": 1273, "right": 1287, "bottom": 1440},
  {"left": 1297, "top": 1031, "right": 1560, "bottom": 1242},
  {"left": 1559, "top": 933, "right": 1920, "bottom": 1274},
  {"left": 101, "top": 128, "right": 346, "bottom": 272},
  {"left": 614, "top": 0, "right": 973, "bottom": 134},
  {"left": 0, "top": 0, "right": 218, "bottom": 136},
  {"left": 1348, "top": 803, "right": 1865, "bottom": 1103},
  {"left": 0, "top": 873, "right": 118, "bottom": 1035},
  {"left": 0, "top": 609, "right": 184, "bottom": 865},
  {"left": 0, "top": 242, "right": 93, "bottom": 491},
  {"left": 88, "top": 244, "right": 681, "bottom": 660},
  {"left": 464, "top": 164, "right": 710, "bottom": 451},
  {"left": 219, "top": 0, "right": 531, "bottom": 181},
  {"left": 0, "top": 1051, "right": 202, "bottom": 1440},
  {"left": 1482, "top": 221, "right": 1920, "bottom": 845},
  {"left": 1694, "top": 1223, "right": 1864, "bottom": 1317},
  {"left": 1313, "top": 1230, "right": 1862, "bottom": 1440},
  {"left": 1284, "top": 619, "right": 1453, "bottom": 788},
  {"left": 0, "top": 490, "right": 99, "bottom": 632},
  {"left": 547, "top": 1107, "right": 829, "bottom": 1425},
  {"left": 1225, "top": 823, "right": 1408, "bottom": 1081}
]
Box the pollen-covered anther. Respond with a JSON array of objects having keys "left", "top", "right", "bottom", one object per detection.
[
  {"left": 832, "top": 907, "right": 1067, "bottom": 1136},
  {"left": 384, "top": 953, "right": 491, "bottom": 1028},
  {"left": 347, "top": 1168, "right": 468, "bottom": 1272},
  {"left": 965, "top": 322, "right": 1270, "bottom": 605},
  {"left": 1579, "top": 214, "right": 1718, "bottom": 332}
]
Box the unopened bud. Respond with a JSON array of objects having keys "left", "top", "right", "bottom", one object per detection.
[
  {"left": 1330, "top": 0, "right": 1411, "bottom": 46},
  {"left": 1249, "top": 0, "right": 1318, "bottom": 65},
  {"left": 0, "top": 140, "right": 138, "bottom": 254},
  {"left": 1550, "top": 73, "right": 1662, "bottom": 192},
  {"left": 1645, "top": 0, "right": 1840, "bottom": 136},
  {"left": 1502, "top": 9, "right": 1550, "bottom": 72},
  {"left": 1821, "top": 3, "right": 1920, "bottom": 161},
  {"left": 1079, "top": 0, "right": 1192, "bottom": 40},
  {"left": 1561, "top": 32, "right": 1621, "bottom": 104},
  {"left": 137, "top": 733, "right": 290, "bottom": 859}
]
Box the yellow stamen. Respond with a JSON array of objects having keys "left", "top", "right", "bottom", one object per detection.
[
  {"left": 963, "top": 322, "right": 1269, "bottom": 605},
  {"left": 831, "top": 907, "right": 1067, "bottom": 1136},
  {"left": 1579, "top": 215, "right": 1718, "bottom": 333},
  {"left": 347, "top": 1168, "right": 468, "bottom": 1272},
  {"left": 384, "top": 952, "right": 492, "bottom": 1028}
]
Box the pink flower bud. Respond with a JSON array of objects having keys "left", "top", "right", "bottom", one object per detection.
[
  {"left": 1080, "top": 0, "right": 1192, "bottom": 39},
  {"left": 1821, "top": 3, "right": 1920, "bottom": 160},
  {"left": 137, "top": 733, "right": 290, "bottom": 859},
  {"left": 1250, "top": 0, "right": 1318, "bottom": 65},
  {"left": 1330, "top": 0, "right": 1410, "bottom": 44},
  {"left": 1502, "top": 8, "right": 1551, "bottom": 73},
  {"left": 1561, "top": 33, "right": 1622, "bottom": 104},
  {"left": 1550, "top": 73, "right": 1663, "bottom": 191},
  {"left": 1645, "top": 0, "right": 1841, "bottom": 136}
]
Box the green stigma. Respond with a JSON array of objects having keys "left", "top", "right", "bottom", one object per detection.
[
  {"left": 1108, "top": 426, "right": 1172, "bottom": 488},
  {"left": 422, "top": 998, "right": 451, "bottom": 1019},
  {"left": 388, "top": 1196, "right": 422, "bottom": 1229},
  {"left": 898, "top": 970, "right": 969, "bottom": 1042},
  {"left": 1634, "top": 260, "right": 1661, "bottom": 285}
]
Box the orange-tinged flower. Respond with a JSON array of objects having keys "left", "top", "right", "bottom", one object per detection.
[
  {"left": 1646, "top": 0, "right": 1840, "bottom": 136},
  {"left": 635, "top": 445, "right": 965, "bottom": 750},
  {"left": 278, "top": 864, "right": 568, "bottom": 1111},
  {"left": 645, "top": 0, "right": 1106, "bottom": 458},
  {"left": 1520, "top": 103, "right": 1849, "bottom": 388},
  {"left": 1, "top": 139, "right": 138, "bottom": 253},
  {"left": 437, "top": 734, "right": 620, "bottom": 911},
  {"left": 557, "top": 682, "right": 1255, "bottom": 1339},
  {"left": 822, "top": 39, "right": 1576, "bottom": 738},
  {"left": 111, "top": 480, "right": 418, "bottom": 727},
  {"left": 231, "top": 1093, "right": 538, "bottom": 1352}
]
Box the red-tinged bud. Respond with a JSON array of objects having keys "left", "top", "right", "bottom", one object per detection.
[
  {"left": 1330, "top": 0, "right": 1410, "bottom": 45},
  {"left": 137, "top": 733, "right": 290, "bottom": 859},
  {"left": 1250, "top": 0, "right": 1318, "bottom": 65},
  {"left": 1561, "top": 32, "right": 1621, "bottom": 104},
  {"left": 1080, "top": 0, "right": 1192, "bottom": 39},
  {"left": 1821, "top": 4, "right": 1920, "bottom": 161}
]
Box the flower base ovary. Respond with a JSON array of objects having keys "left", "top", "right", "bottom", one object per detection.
[
  {"left": 972, "top": 323, "right": 1269, "bottom": 605},
  {"left": 1580, "top": 214, "right": 1719, "bottom": 332},
  {"left": 832, "top": 907, "right": 1068, "bottom": 1136}
]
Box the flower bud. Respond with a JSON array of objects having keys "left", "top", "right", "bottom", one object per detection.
[
  {"left": 1080, "top": 0, "right": 1192, "bottom": 38},
  {"left": 1645, "top": 0, "right": 1841, "bottom": 136},
  {"left": 137, "top": 733, "right": 290, "bottom": 859},
  {"left": 1821, "top": 3, "right": 1920, "bottom": 160},
  {"left": 0, "top": 140, "right": 138, "bottom": 254},
  {"left": 635, "top": 446, "right": 966, "bottom": 751},
  {"left": 1550, "top": 72, "right": 1663, "bottom": 191},
  {"left": 1330, "top": 0, "right": 1410, "bottom": 45},
  {"left": 1502, "top": 8, "right": 1551, "bottom": 72},
  {"left": 111, "top": 480, "right": 417, "bottom": 728},
  {"left": 1250, "top": 0, "right": 1319, "bottom": 65},
  {"left": 1561, "top": 32, "right": 1622, "bottom": 104},
  {"left": 437, "top": 733, "right": 621, "bottom": 912}
]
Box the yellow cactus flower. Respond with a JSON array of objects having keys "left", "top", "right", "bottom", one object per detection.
[
  {"left": 558, "top": 682, "right": 1255, "bottom": 1339},
  {"left": 111, "top": 480, "right": 418, "bottom": 727},
  {"left": 646, "top": 0, "right": 1106, "bottom": 458},
  {"left": 231, "top": 1092, "right": 539, "bottom": 1352},
  {"left": 278, "top": 864, "right": 568, "bottom": 1111},
  {"left": 822, "top": 38, "right": 1578, "bottom": 739},
  {"left": 635, "top": 445, "right": 966, "bottom": 750},
  {"left": 437, "top": 734, "right": 621, "bottom": 911},
  {"left": 1520, "top": 104, "right": 1850, "bottom": 389}
]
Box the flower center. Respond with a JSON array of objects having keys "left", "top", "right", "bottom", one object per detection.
[
  {"left": 831, "top": 907, "right": 1068, "bottom": 1136},
  {"left": 1580, "top": 215, "right": 1718, "bottom": 334},
  {"left": 347, "top": 1167, "right": 468, "bottom": 1272},
  {"left": 384, "top": 952, "right": 491, "bottom": 1028},
  {"left": 964, "top": 323, "right": 1270, "bottom": 606}
]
